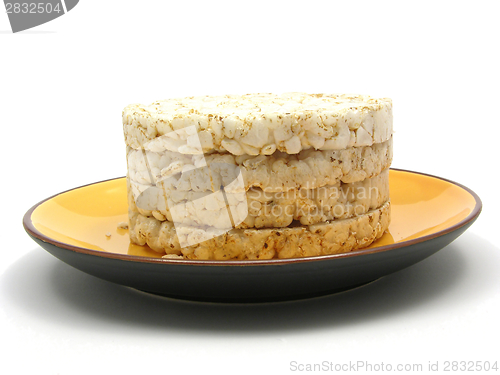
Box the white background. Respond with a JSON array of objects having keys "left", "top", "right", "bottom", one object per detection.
[{"left": 1, "top": 1, "right": 499, "bottom": 374}]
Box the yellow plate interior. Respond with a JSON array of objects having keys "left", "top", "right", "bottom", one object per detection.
[{"left": 30, "top": 170, "right": 478, "bottom": 259}]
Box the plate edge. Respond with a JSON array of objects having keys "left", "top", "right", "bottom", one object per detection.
[{"left": 22, "top": 169, "right": 482, "bottom": 266}]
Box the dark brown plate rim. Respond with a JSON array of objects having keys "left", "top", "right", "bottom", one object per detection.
[{"left": 23, "top": 168, "right": 482, "bottom": 267}]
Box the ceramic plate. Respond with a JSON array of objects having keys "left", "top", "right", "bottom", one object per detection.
[{"left": 23, "top": 169, "right": 481, "bottom": 302}]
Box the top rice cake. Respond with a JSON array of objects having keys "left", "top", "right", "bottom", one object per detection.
[{"left": 123, "top": 92, "right": 393, "bottom": 155}]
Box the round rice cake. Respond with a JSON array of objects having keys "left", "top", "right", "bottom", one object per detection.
[
  {"left": 128, "top": 169, "right": 390, "bottom": 229},
  {"left": 123, "top": 92, "right": 392, "bottom": 156},
  {"left": 128, "top": 201, "right": 391, "bottom": 260},
  {"left": 126, "top": 137, "right": 393, "bottom": 194}
]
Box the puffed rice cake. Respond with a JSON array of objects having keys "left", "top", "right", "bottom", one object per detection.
[{"left": 123, "top": 93, "right": 393, "bottom": 259}]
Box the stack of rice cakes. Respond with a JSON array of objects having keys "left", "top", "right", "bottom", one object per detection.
[{"left": 123, "top": 93, "right": 393, "bottom": 260}]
